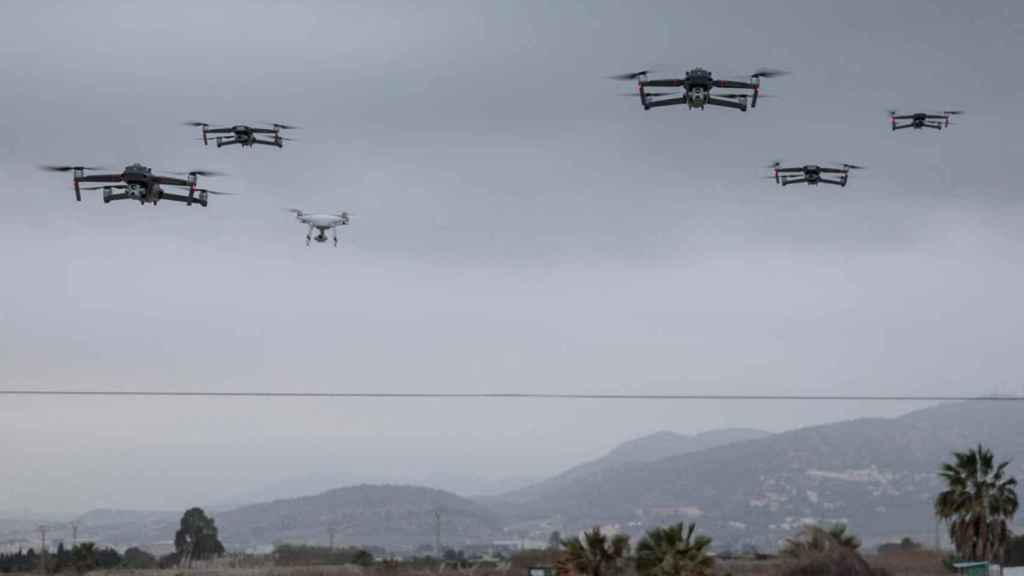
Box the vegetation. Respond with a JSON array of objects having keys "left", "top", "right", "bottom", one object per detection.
[
  {"left": 273, "top": 544, "right": 375, "bottom": 567},
  {"left": 70, "top": 543, "right": 96, "bottom": 574},
  {"left": 634, "top": 522, "right": 714, "bottom": 576},
  {"left": 122, "top": 547, "right": 159, "bottom": 569},
  {"left": 0, "top": 543, "right": 122, "bottom": 574},
  {"left": 174, "top": 507, "right": 226, "bottom": 568},
  {"left": 934, "top": 444, "right": 1019, "bottom": 562},
  {"left": 779, "top": 524, "right": 860, "bottom": 558},
  {"left": 557, "top": 527, "right": 630, "bottom": 576}
]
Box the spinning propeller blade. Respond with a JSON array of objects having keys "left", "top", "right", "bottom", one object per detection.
[
  {"left": 79, "top": 185, "right": 128, "bottom": 190},
  {"left": 194, "top": 188, "right": 234, "bottom": 195},
  {"left": 40, "top": 165, "right": 106, "bottom": 172},
  {"left": 608, "top": 70, "right": 654, "bottom": 81},
  {"left": 751, "top": 68, "right": 789, "bottom": 78},
  {"left": 183, "top": 121, "right": 209, "bottom": 127},
  {"left": 171, "top": 170, "right": 225, "bottom": 177},
  {"left": 265, "top": 122, "right": 300, "bottom": 130}
]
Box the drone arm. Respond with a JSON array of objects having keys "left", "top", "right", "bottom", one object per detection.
[
  {"left": 712, "top": 79, "right": 755, "bottom": 89},
  {"left": 216, "top": 138, "right": 242, "bottom": 148},
  {"left": 818, "top": 177, "right": 846, "bottom": 186},
  {"left": 639, "top": 79, "right": 685, "bottom": 87},
  {"left": 642, "top": 96, "right": 689, "bottom": 110},
  {"left": 892, "top": 123, "right": 913, "bottom": 131},
  {"left": 706, "top": 97, "right": 746, "bottom": 112},
  {"left": 251, "top": 138, "right": 284, "bottom": 148},
  {"left": 104, "top": 193, "right": 132, "bottom": 202},
  {"left": 160, "top": 191, "right": 208, "bottom": 206},
  {"left": 924, "top": 122, "right": 943, "bottom": 130},
  {"left": 76, "top": 174, "right": 123, "bottom": 183},
  {"left": 779, "top": 177, "right": 807, "bottom": 186}
]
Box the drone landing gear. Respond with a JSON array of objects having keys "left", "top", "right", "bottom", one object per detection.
[{"left": 332, "top": 229, "right": 338, "bottom": 247}]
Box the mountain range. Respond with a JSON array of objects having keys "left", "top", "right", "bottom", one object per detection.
[{"left": 16, "top": 401, "right": 1024, "bottom": 553}]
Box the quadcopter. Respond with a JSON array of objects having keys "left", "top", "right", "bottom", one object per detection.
[
  {"left": 769, "top": 161, "right": 864, "bottom": 187},
  {"left": 184, "top": 122, "right": 298, "bottom": 148},
  {"left": 40, "top": 163, "right": 229, "bottom": 206},
  {"left": 888, "top": 110, "right": 963, "bottom": 131},
  {"left": 287, "top": 209, "right": 351, "bottom": 246},
  {"left": 612, "top": 67, "right": 786, "bottom": 112}
]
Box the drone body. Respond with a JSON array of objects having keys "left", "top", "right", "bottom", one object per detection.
[
  {"left": 288, "top": 209, "right": 350, "bottom": 246},
  {"left": 613, "top": 67, "right": 786, "bottom": 112},
  {"left": 41, "top": 164, "right": 228, "bottom": 206},
  {"left": 186, "top": 122, "right": 297, "bottom": 148},
  {"left": 770, "top": 162, "right": 864, "bottom": 187},
  {"left": 889, "top": 110, "right": 963, "bottom": 131}
]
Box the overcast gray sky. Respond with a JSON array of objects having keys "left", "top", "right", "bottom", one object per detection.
[{"left": 2, "top": 0, "right": 1024, "bottom": 516}]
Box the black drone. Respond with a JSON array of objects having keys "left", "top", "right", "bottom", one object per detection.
[
  {"left": 888, "top": 110, "right": 963, "bottom": 131},
  {"left": 612, "top": 67, "right": 786, "bottom": 112},
  {"left": 184, "top": 122, "right": 298, "bottom": 148},
  {"left": 769, "top": 162, "right": 864, "bottom": 187},
  {"left": 40, "top": 163, "right": 229, "bottom": 206}
]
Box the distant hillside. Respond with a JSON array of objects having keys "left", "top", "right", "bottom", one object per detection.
[
  {"left": 490, "top": 402, "right": 1024, "bottom": 551},
  {"left": 491, "top": 428, "right": 770, "bottom": 505},
  {"left": 217, "top": 484, "right": 502, "bottom": 551}
]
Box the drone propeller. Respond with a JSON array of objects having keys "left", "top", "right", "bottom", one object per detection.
[
  {"left": 285, "top": 208, "right": 305, "bottom": 215},
  {"left": 277, "top": 136, "right": 298, "bottom": 142},
  {"left": 183, "top": 121, "right": 210, "bottom": 127},
  {"left": 943, "top": 110, "right": 965, "bottom": 116},
  {"left": 716, "top": 93, "right": 751, "bottom": 99},
  {"left": 839, "top": 163, "right": 865, "bottom": 170},
  {"left": 750, "top": 68, "right": 789, "bottom": 78},
  {"left": 40, "top": 164, "right": 106, "bottom": 172},
  {"left": 608, "top": 70, "right": 654, "bottom": 81},
  {"left": 193, "top": 188, "right": 234, "bottom": 196},
  {"left": 265, "top": 122, "right": 300, "bottom": 130},
  {"left": 171, "top": 170, "right": 225, "bottom": 177},
  {"left": 767, "top": 161, "right": 783, "bottom": 169}
]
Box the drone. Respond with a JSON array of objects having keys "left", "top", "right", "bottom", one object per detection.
[
  {"left": 40, "top": 163, "right": 229, "bottom": 206},
  {"left": 612, "top": 67, "right": 786, "bottom": 112},
  {"left": 888, "top": 110, "right": 963, "bottom": 131},
  {"left": 287, "top": 209, "right": 351, "bottom": 246},
  {"left": 769, "top": 161, "right": 864, "bottom": 187},
  {"left": 184, "top": 122, "right": 298, "bottom": 148}
]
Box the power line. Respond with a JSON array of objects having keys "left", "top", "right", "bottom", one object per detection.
[{"left": 0, "top": 389, "right": 1023, "bottom": 401}]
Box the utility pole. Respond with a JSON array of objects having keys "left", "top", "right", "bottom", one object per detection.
[
  {"left": 36, "top": 526, "right": 48, "bottom": 574},
  {"left": 434, "top": 509, "right": 442, "bottom": 558},
  {"left": 327, "top": 523, "right": 337, "bottom": 549},
  {"left": 70, "top": 522, "right": 80, "bottom": 547}
]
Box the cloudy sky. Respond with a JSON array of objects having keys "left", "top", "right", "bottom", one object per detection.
[{"left": 2, "top": 1, "right": 1023, "bottom": 516}]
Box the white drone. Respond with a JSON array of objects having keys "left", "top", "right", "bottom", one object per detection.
[{"left": 287, "top": 209, "right": 351, "bottom": 246}]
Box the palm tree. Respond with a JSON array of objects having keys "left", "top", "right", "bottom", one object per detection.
[
  {"left": 635, "top": 522, "right": 714, "bottom": 576},
  {"left": 780, "top": 524, "right": 860, "bottom": 558},
  {"left": 935, "top": 444, "right": 1019, "bottom": 562},
  {"left": 557, "top": 527, "right": 630, "bottom": 576}
]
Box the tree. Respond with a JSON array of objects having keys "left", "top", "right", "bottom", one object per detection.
[
  {"left": 70, "top": 543, "right": 96, "bottom": 575},
  {"left": 556, "top": 527, "right": 630, "bottom": 576},
  {"left": 174, "top": 507, "right": 225, "bottom": 567},
  {"left": 635, "top": 522, "right": 714, "bottom": 576},
  {"left": 549, "top": 531, "right": 563, "bottom": 551},
  {"left": 123, "top": 547, "right": 158, "bottom": 570},
  {"left": 935, "top": 444, "right": 1019, "bottom": 562},
  {"left": 780, "top": 524, "right": 860, "bottom": 558}
]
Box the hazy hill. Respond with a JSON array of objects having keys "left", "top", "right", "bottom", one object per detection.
[
  {"left": 491, "top": 428, "right": 770, "bottom": 505},
  {"left": 216, "top": 484, "right": 502, "bottom": 551},
  {"left": 491, "top": 402, "right": 1024, "bottom": 551}
]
